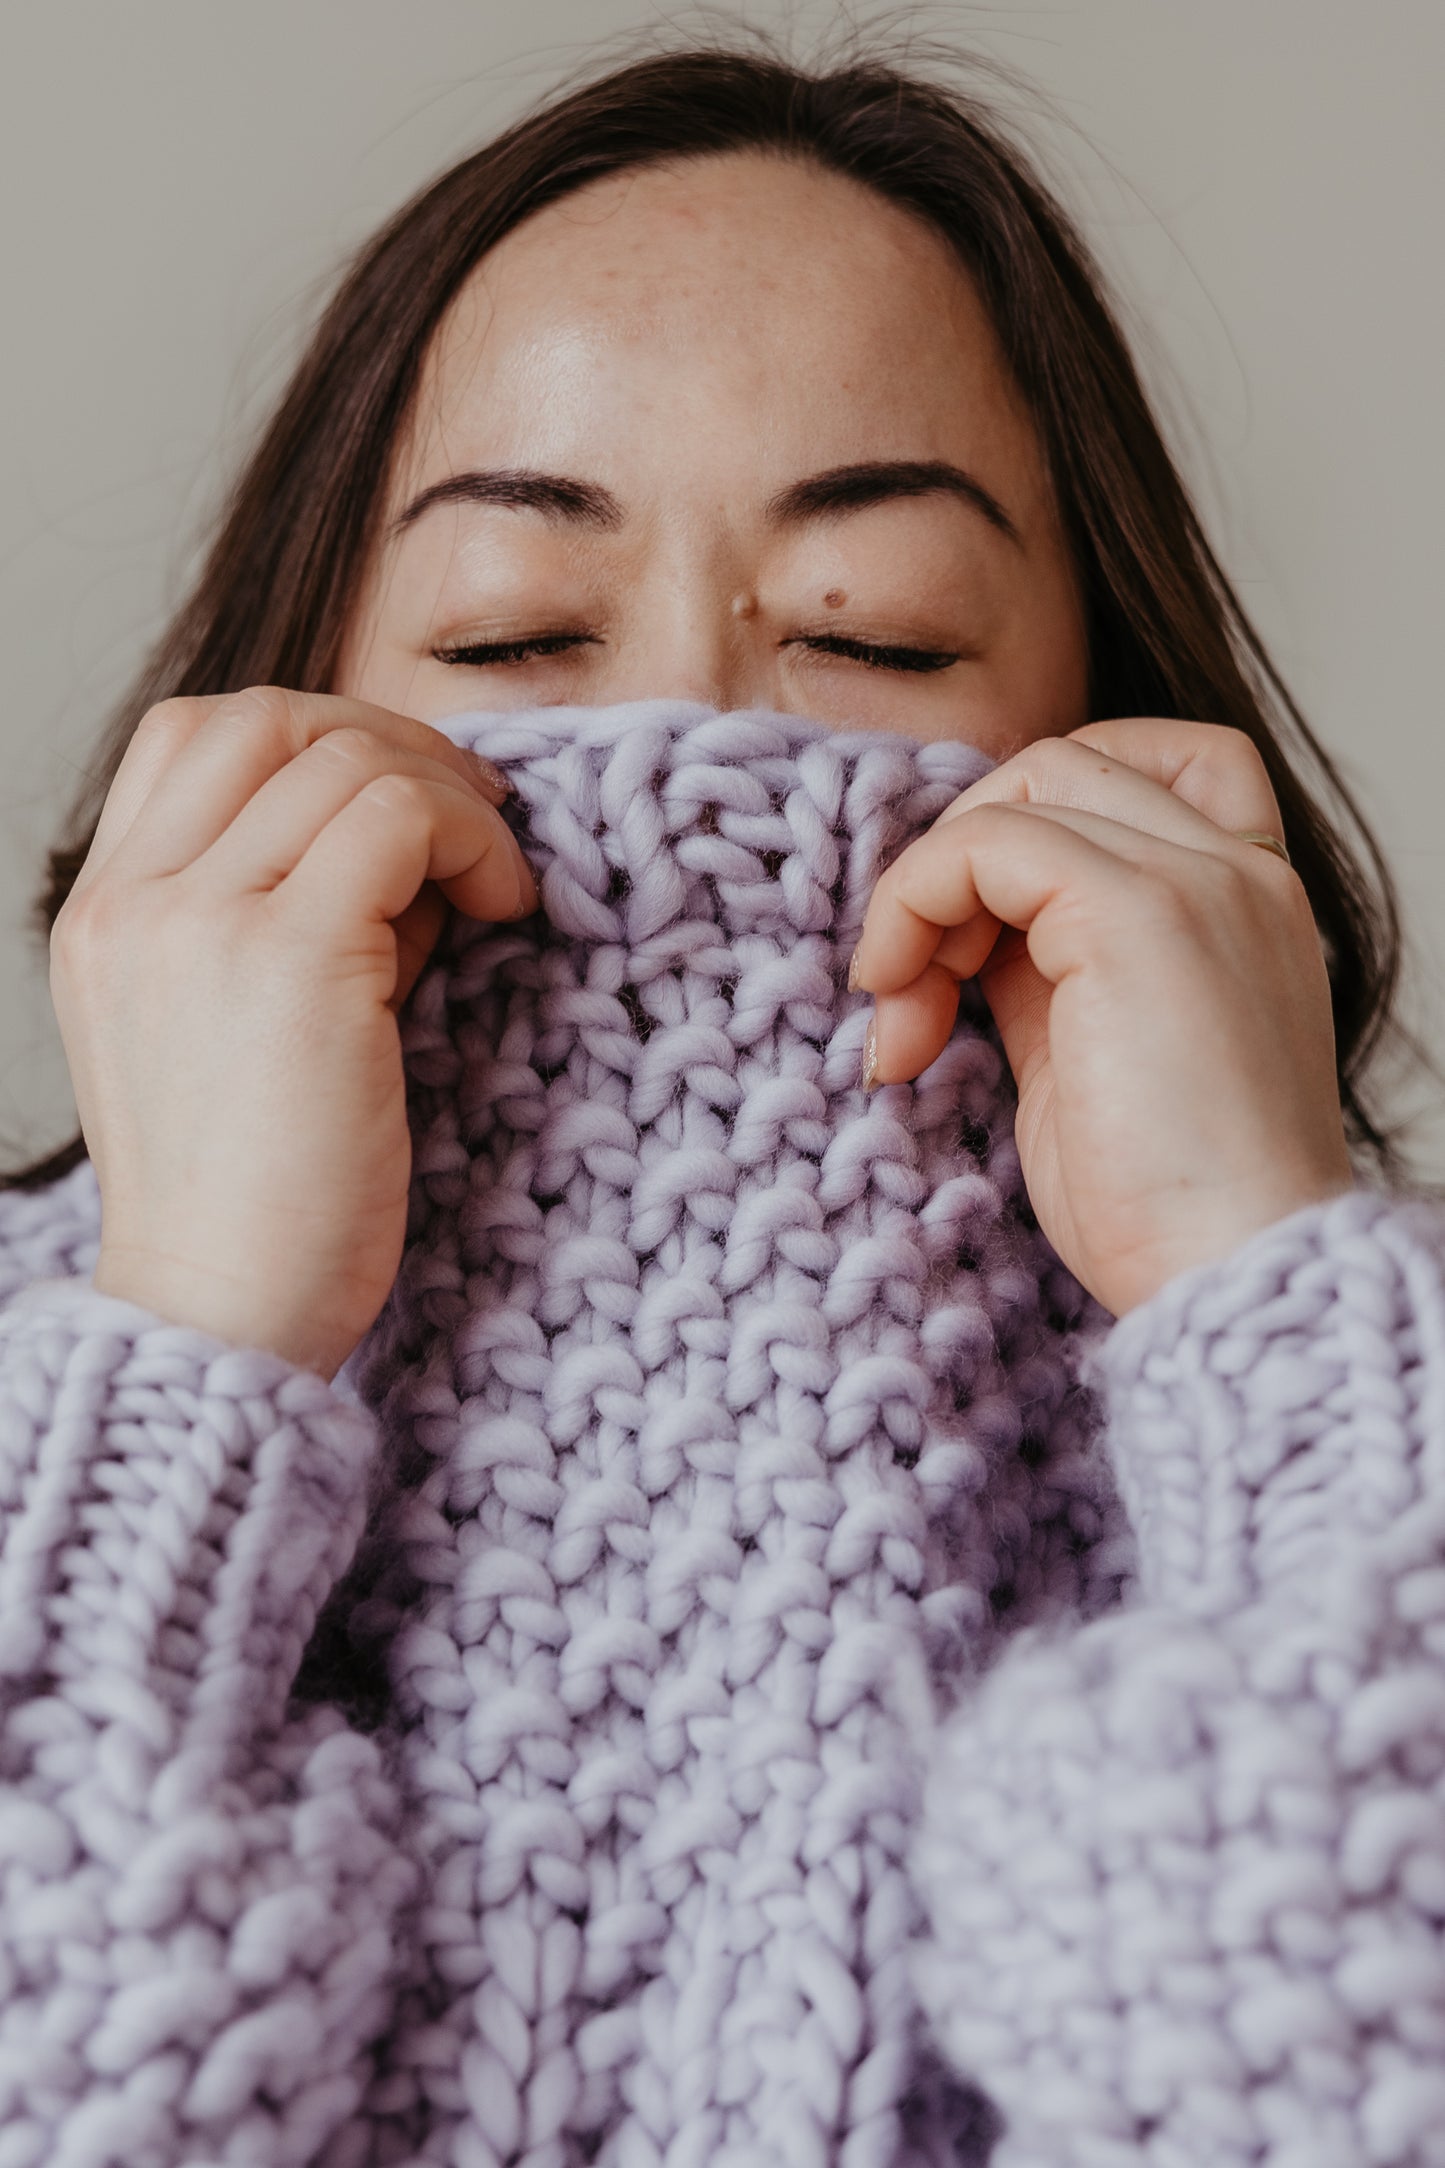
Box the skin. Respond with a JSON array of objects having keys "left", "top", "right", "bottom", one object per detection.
[
  {"left": 334, "top": 152, "right": 1089, "bottom": 747},
  {"left": 63, "top": 150, "right": 1354, "bottom": 1380}
]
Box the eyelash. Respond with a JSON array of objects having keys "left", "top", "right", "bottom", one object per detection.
[{"left": 432, "top": 632, "right": 960, "bottom": 676}]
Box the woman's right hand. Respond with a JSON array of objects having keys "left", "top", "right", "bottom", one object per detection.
[{"left": 50, "top": 686, "right": 537, "bottom": 1383}]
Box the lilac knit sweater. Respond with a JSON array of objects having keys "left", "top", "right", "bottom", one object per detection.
[{"left": 2, "top": 699, "right": 1443, "bottom": 2168}]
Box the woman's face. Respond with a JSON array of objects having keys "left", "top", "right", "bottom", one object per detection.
[{"left": 335, "top": 150, "right": 1090, "bottom": 755}]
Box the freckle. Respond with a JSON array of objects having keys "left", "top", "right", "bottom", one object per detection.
[{"left": 823, "top": 587, "right": 846, "bottom": 609}]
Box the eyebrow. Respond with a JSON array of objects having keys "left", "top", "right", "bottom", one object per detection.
[
  {"left": 764, "top": 459, "right": 1020, "bottom": 544},
  {"left": 391, "top": 468, "right": 623, "bottom": 534},
  {"left": 391, "top": 457, "right": 1020, "bottom": 544}
]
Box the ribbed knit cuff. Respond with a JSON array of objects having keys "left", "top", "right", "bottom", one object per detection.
[
  {"left": 1076, "top": 1186, "right": 1445, "bottom": 1613},
  {"left": 0, "top": 1276, "right": 379, "bottom": 1771}
]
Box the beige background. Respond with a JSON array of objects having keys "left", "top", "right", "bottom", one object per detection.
[{"left": 3, "top": 0, "right": 1442, "bottom": 1177}]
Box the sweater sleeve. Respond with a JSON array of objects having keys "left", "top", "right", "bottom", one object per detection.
[
  {"left": 909, "top": 1185, "right": 1445, "bottom": 2168},
  {"left": 0, "top": 1271, "right": 418, "bottom": 2168}
]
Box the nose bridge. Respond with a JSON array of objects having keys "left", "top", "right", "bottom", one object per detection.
[{"left": 620, "top": 516, "right": 764, "bottom": 712}]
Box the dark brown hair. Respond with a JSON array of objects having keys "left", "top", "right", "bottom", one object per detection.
[{"left": 7, "top": 31, "right": 1440, "bottom": 1194}]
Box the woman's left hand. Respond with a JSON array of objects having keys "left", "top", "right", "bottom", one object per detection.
[{"left": 849, "top": 718, "right": 1358, "bottom": 1318}]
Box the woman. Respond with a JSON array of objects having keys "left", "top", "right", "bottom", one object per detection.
[{"left": 3, "top": 38, "right": 1444, "bottom": 2168}]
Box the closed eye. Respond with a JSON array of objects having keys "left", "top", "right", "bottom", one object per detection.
[
  {"left": 785, "top": 633, "right": 960, "bottom": 675},
  {"left": 433, "top": 633, "right": 602, "bottom": 667},
  {"left": 434, "top": 630, "right": 961, "bottom": 674}
]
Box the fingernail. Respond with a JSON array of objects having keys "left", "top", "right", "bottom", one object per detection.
[
  {"left": 861, "top": 1014, "right": 879, "bottom": 1093},
  {"left": 846, "top": 944, "right": 862, "bottom": 993},
  {"left": 469, "top": 751, "right": 512, "bottom": 798}
]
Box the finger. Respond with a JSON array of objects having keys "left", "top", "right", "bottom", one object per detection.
[
  {"left": 871, "top": 931, "right": 1053, "bottom": 1093},
  {"left": 865, "top": 909, "right": 1023, "bottom": 1089},
  {"left": 189, "top": 725, "right": 533, "bottom": 905},
  {"left": 929, "top": 726, "right": 1286, "bottom": 859},
  {"left": 854, "top": 798, "right": 1202, "bottom": 997},
  {"left": 99, "top": 687, "right": 511, "bottom": 882},
  {"left": 974, "top": 927, "right": 1052, "bottom": 1089},
  {"left": 1064, "top": 718, "right": 1282, "bottom": 838},
  {"left": 932, "top": 909, "right": 1006, "bottom": 983},
  {"left": 1067, "top": 717, "right": 1285, "bottom": 839},
  {"left": 869, "top": 961, "right": 963, "bottom": 1085},
  {"left": 72, "top": 695, "right": 214, "bottom": 893},
  {"left": 277, "top": 773, "right": 537, "bottom": 954},
  {"left": 387, "top": 882, "right": 452, "bottom": 1015}
]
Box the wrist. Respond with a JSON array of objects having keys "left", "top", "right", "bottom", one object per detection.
[
  {"left": 92, "top": 1244, "right": 353, "bottom": 1382},
  {"left": 1080, "top": 1183, "right": 1396, "bottom": 1611},
  {"left": 1111, "top": 1167, "right": 1359, "bottom": 1318}
]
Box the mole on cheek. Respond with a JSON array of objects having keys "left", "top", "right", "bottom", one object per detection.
[
  {"left": 730, "top": 593, "right": 758, "bottom": 618},
  {"left": 823, "top": 588, "right": 846, "bottom": 609}
]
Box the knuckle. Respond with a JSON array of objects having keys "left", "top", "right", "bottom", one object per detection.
[
  {"left": 1204, "top": 722, "right": 1272, "bottom": 788},
  {"left": 1208, "top": 852, "right": 1258, "bottom": 914},
  {"left": 1003, "top": 736, "right": 1110, "bottom": 805},
  {"left": 49, "top": 894, "right": 87, "bottom": 964},
  {"left": 1215, "top": 722, "right": 1263, "bottom": 762},
  {"left": 361, "top": 770, "right": 430, "bottom": 815},
  {"left": 1256, "top": 850, "right": 1313, "bottom": 916},
  {"left": 1036, "top": 738, "right": 1102, "bottom": 797},
  {"left": 210, "top": 684, "right": 297, "bottom": 742},
  {"left": 1206, "top": 845, "right": 1300, "bottom": 926},
  {"left": 138, "top": 695, "right": 206, "bottom": 742},
  {"left": 1027, "top": 735, "right": 1087, "bottom": 776},
  {"left": 53, "top": 874, "right": 106, "bottom": 934},
  {"left": 52, "top": 880, "right": 129, "bottom": 966},
  {"left": 1131, "top": 863, "right": 1194, "bottom": 932},
  {"left": 313, "top": 724, "right": 383, "bottom": 771}
]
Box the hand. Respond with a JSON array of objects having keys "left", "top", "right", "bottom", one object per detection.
[
  {"left": 850, "top": 719, "right": 1357, "bottom": 1318},
  {"left": 51, "top": 686, "right": 537, "bottom": 1382}
]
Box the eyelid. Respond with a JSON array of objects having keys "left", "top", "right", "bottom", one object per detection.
[
  {"left": 432, "top": 630, "right": 601, "bottom": 664},
  {"left": 784, "top": 630, "right": 963, "bottom": 673},
  {"left": 786, "top": 619, "right": 966, "bottom": 650},
  {"left": 431, "top": 626, "right": 968, "bottom": 674}
]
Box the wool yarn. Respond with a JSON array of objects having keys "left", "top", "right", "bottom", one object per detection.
[
  {"left": 6, "top": 699, "right": 1445, "bottom": 2167},
  {"left": 324, "top": 698, "right": 1128, "bottom": 2164}
]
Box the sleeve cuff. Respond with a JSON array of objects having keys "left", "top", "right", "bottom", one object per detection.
[
  {"left": 0, "top": 1276, "right": 380, "bottom": 1762},
  {"left": 1074, "top": 1185, "right": 1444, "bottom": 1611}
]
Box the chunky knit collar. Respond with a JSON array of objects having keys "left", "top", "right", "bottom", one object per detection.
[
  {"left": 441, "top": 695, "right": 999, "bottom": 943},
  {"left": 330, "top": 699, "right": 1117, "bottom": 2165}
]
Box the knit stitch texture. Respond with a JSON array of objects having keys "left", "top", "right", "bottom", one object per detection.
[{"left": 1, "top": 698, "right": 1443, "bottom": 2168}]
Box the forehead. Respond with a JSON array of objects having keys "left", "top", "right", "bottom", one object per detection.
[{"left": 399, "top": 150, "right": 1045, "bottom": 493}]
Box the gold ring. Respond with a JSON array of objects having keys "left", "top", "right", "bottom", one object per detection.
[{"left": 1233, "top": 829, "right": 1292, "bottom": 867}]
